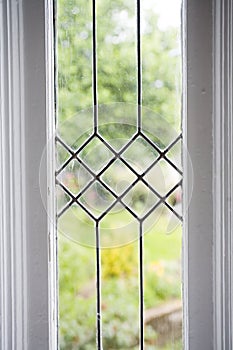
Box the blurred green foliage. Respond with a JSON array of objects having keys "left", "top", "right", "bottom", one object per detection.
[
  {"left": 57, "top": 0, "right": 181, "bottom": 127},
  {"left": 59, "top": 213, "right": 182, "bottom": 349},
  {"left": 57, "top": 0, "right": 182, "bottom": 348}
]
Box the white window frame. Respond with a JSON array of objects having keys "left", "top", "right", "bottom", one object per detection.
[
  {"left": 183, "top": 0, "right": 214, "bottom": 348},
  {"left": 0, "top": 0, "right": 231, "bottom": 349}
]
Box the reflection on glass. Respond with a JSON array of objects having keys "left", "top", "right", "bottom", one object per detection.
[{"left": 57, "top": 0, "right": 182, "bottom": 348}]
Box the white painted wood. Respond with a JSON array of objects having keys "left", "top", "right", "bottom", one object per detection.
[
  {"left": 45, "top": 0, "right": 58, "bottom": 348},
  {"left": 183, "top": 0, "right": 214, "bottom": 348},
  {"left": 213, "top": 0, "right": 233, "bottom": 348},
  {"left": 0, "top": 0, "right": 50, "bottom": 348},
  {"left": 0, "top": 0, "right": 28, "bottom": 348},
  {"left": 22, "top": 0, "right": 50, "bottom": 348}
]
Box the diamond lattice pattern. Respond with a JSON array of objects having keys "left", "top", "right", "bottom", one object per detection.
[{"left": 56, "top": 132, "right": 182, "bottom": 222}]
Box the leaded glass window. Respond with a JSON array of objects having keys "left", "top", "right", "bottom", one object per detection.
[{"left": 56, "top": 0, "right": 182, "bottom": 348}]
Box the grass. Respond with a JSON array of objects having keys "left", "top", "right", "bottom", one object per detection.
[
  {"left": 58, "top": 205, "right": 182, "bottom": 256},
  {"left": 58, "top": 209, "right": 182, "bottom": 349}
]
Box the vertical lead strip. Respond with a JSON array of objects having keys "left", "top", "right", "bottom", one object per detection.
[
  {"left": 96, "top": 222, "right": 102, "bottom": 349},
  {"left": 92, "top": 0, "right": 98, "bottom": 133},
  {"left": 137, "top": 0, "right": 144, "bottom": 347},
  {"left": 139, "top": 222, "right": 144, "bottom": 349},
  {"left": 93, "top": 0, "right": 101, "bottom": 347},
  {"left": 137, "top": 0, "right": 142, "bottom": 132}
]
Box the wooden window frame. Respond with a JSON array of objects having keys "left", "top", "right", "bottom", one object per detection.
[{"left": 0, "top": 0, "right": 231, "bottom": 348}]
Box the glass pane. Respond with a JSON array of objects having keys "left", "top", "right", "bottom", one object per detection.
[
  {"left": 97, "top": 0, "right": 137, "bottom": 105},
  {"left": 141, "top": 0, "right": 181, "bottom": 132},
  {"left": 58, "top": 235, "right": 97, "bottom": 349},
  {"left": 57, "top": 0, "right": 93, "bottom": 122},
  {"left": 56, "top": 0, "right": 182, "bottom": 349},
  {"left": 143, "top": 207, "right": 182, "bottom": 348},
  {"left": 101, "top": 243, "right": 139, "bottom": 348}
]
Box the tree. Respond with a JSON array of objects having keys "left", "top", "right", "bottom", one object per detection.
[{"left": 57, "top": 0, "right": 181, "bottom": 129}]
